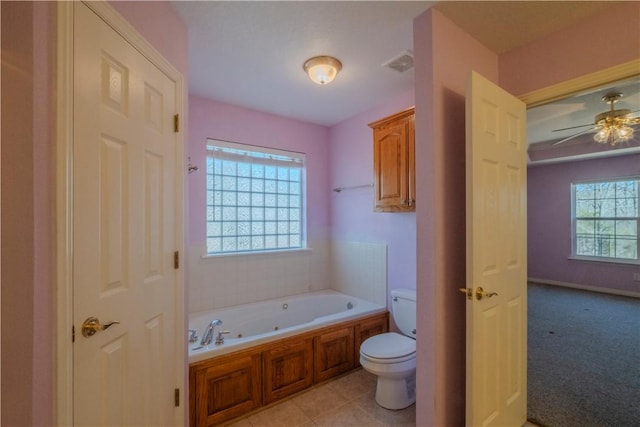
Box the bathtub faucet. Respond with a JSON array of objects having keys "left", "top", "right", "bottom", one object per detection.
[{"left": 201, "top": 319, "right": 222, "bottom": 346}]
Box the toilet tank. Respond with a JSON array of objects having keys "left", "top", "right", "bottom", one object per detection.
[{"left": 391, "top": 288, "right": 417, "bottom": 338}]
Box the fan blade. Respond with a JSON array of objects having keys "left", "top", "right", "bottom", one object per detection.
[
  {"left": 552, "top": 123, "right": 594, "bottom": 132},
  {"left": 552, "top": 126, "right": 597, "bottom": 146}
]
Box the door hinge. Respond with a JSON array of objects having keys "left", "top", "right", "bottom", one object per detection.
[
  {"left": 174, "top": 250, "right": 179, "bottom": 269},
  {"left": 72, "top": 324, "right": 75, "bottom": 343},
  {"left": 174, "top": 388, "right": 180, "bottom": 407},
  {"left": 173, "top": 114, "right": 180, "bottom": 133}
]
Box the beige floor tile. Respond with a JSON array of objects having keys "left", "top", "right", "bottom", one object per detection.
[
  {"left": 331, "top": 369, "right": 378, "bottom": 400},
  {"left": 353, "top": 389, "right": 416, "bottom": 427},
  {"left": 292, "top": 382, "right": 349, "bottom": 419},
  {"left": 223, "top": 417, "right": 252, "bottom": 427},
  {"left": 247, "top": 400, "right": 313, "bottom": 427},
  {"left": 313, "top": 401, "right": 384, "bottom": 427}
]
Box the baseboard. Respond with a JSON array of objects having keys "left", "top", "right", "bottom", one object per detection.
[{"left": 528, "top": 278, "right": 640, "bottom": 299}]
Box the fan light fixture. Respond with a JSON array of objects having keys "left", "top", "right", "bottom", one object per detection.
[
  {"left": 593, "top": 93, "right": 636, "bottom": 146},
  {"left": 303, "top": 56, "right": 342, "bottom": 85}
]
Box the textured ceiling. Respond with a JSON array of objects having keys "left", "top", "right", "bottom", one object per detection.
[{"left": 172, "top": 1, "right": 638, "bottom": 162}]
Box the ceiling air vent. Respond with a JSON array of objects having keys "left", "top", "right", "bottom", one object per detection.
[{"left": 383, "top": 50, "right": 414, "bottom": 73}]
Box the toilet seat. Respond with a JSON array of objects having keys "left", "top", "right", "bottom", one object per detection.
[{"left": 360, "top": 332, "right": 416, "bottom": 362}]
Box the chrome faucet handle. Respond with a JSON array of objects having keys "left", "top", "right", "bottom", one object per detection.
[
  {"left": 215, "top": 330, "right": 230, "bottom": 345},
  {"left": 188, "top": 329, "right": 198, "bottom": 343}
]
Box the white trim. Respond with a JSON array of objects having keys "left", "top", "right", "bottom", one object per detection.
[
  {"left": 570, "top": 177, "right": 639, "bottom": 264},
  {"left": 519, "top": 59, "right": 640, "bottom": 107},
  {"left": 55, "top": 2, "right": 74, "bottom": 424},
  {"left": 201, "top": 247, "right": 312, "bottom": 260},
  {"left": 568, "top": 255, "right": 640, "bottom": 266},
  {"left": 528, "top": 278, "right": 640, "bottom": 299},
  {"left": 55, "top": 2, "right": 186, "bottom": 425}
]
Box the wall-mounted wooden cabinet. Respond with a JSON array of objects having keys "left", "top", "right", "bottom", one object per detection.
[{"left": 369, "top": 107, "right": 415, "bottom": 212}]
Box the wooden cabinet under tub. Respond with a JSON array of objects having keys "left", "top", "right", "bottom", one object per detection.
[
  {"left": 190, "top": 351, "right": 261, "bottom": 427},
  {"left": 354, "top": 314, "right": 389, "bottom": 367},
  {"left": 314, "top": 326, "right": 355, "bottom": 382},
  {"left": 263, "top": 337, "right": 313, "bottom": 404},
  {"left": 189, "top": 311, "right": 388, "bottom": 427}
]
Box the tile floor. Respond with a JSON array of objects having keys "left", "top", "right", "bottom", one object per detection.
[
  {"left": 224, "top": 368, "right": 540, "bottom": 427},
  {"left": 224, "top": 368, "right": 415, "bottom": 427}
]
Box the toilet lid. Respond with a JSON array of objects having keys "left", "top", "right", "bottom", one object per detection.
[{"left": 360, "top": 332, "right": 416, "bottom": 359}]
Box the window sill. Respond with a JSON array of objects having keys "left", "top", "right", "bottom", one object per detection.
[
  {"left": 201, "top": 247, "right": 312, "bottom": 260},
  {"left": 568, "top": 256, "right": 640, "bottom": 266}
]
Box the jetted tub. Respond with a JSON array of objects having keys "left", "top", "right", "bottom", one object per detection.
[{"left": 188, "top": 290, "right": 385, "bottom": 363}]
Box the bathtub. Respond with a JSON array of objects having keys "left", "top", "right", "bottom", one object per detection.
[{"left": 188, "top": 290, "right": 386, "bottom": 363}]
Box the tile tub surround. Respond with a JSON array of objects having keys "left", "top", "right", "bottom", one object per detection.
[
  {"left": 224, "top": 369, "right": 416, "bottom": 427},
  {"left": 188, "top": 239, "right": 387, "bottom": 312}
]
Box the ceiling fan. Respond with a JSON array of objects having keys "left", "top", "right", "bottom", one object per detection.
[{"left": 552, "top": 92, "right": 640, "bottom": 146}]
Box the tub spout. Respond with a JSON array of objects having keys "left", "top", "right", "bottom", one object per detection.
[{"left": 201, "top": 319, "right": 222, "bottom": 346}]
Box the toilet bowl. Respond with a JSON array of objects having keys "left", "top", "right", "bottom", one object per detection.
[{"left": 359, "top": 289, "right": 417, "bottom": 410}]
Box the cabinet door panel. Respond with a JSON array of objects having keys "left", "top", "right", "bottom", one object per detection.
[
  {"left": 263, "top": 339, "right": 313, "bottom": 404},
  {"left": 193, "top": 354, "right": 261, "bottom": 427},
  {"left": 315, "top": 327, "right": 354, "bottom": 382},
  {"left": 354, "top": 313, "right": 389, "bottom": 367},
  {"left": 370, "top": 108, "right": 415, "bottom": 212}
]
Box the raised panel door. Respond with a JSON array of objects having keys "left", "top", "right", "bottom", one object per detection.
[
  {"left": 314, "top": 327, "right": 354, "bottom": 382},
  {"left": 263, "top": 338, "right": 313, "bottom": 404}
]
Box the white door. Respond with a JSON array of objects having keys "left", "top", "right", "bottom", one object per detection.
[
  {"left": 465, "top": 71, "right": 527, "bottom": 427},
  {"left": 73, "top": 3, "right": 181, "bottom": 425}
]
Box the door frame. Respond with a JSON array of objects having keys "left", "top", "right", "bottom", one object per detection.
[
  {"left": 504, "top": 58, "right": 639, "bottom": 424},
  {"left": 55, "top": 2, "right": 185, "bottom": 424},
  {"left": 519, "top": 60, "right": 639, "bottom": 107}
]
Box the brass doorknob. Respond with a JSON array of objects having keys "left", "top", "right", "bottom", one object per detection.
[
  {"left": 81, "top": 316, "right": 120, "bottom": 338},
  {"left": 475, "top": 286, "right": 498, "bottom": 300}
]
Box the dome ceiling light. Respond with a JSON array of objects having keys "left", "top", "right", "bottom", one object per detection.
[{"left": 303, "top": 56, "right": 342, "bottom": 85}]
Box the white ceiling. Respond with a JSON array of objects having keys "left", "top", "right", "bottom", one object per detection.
[
  {"left": 173, "top": 1, "right": 431, "bottom": 126},
  {"left": 172, "top": 0, "right": 638, "bottom": 161}
]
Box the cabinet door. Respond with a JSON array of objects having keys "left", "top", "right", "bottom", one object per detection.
[
  {"left": 314, "top": 327, "right": 354, "bottom": 382},
  {"left": 263, "top": 338, "right": 314, "bottom": 404},
  {"left": 193, "top": 354, "right": 261, "bottom": 427},
  {"left": 354, "top": 313, "right": 389, "bottom": 367},
  {"left": 374, "top": 120, "right": 410, "bottom": 211}
]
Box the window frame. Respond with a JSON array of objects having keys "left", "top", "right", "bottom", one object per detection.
[
  {"left": 205, "top": 138, "right": 307, "bottom": 256},
  {"left": 570, "top": 176, "right": 639, "bottom": 265}
]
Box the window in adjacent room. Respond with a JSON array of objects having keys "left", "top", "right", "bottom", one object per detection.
[
  {"left": 206, "top": 139, "right": 306, "bottom": 255},
  {"left": 572, "top": 177, "right": 639, "bottom": 263}
]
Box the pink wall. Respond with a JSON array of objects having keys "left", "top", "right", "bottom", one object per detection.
[
  {"left": 188, "top": 95, "right": 331, "bottom": 246},
  {"left": 410, "top": 2, "right": 639, "bottom": 425},
  {"left": 499, "top": 2, "right": 640, "bottom": 96},
  {"left": 528, "top": 154, "right": 640, "bottom": 294},
  {"left": 329, "top": 90, "right": 416, "bottom": 301},
  {"left": 1, "top": 2, "right": 56, "bottom": 424},
  {"left": 1, "top": 2, "right": 187, "bottom": 425},
  {"left": 2, "top": 2, "right": 37, "bottom": 424},
  {"left": 413, "top": 8, "right": 499, "bottom": 426},
  {"left": 500, "top": 0, "right": 640, "bottom": 297},
  {"left": 109, "top": 1, "right": 188, "bottom": 76}
]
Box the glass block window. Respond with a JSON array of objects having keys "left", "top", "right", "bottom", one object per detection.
[
  {"left": 206, "top": 139, "right": 305, "bottom": 255},
  {"left": 572, "top": 178, "right": 639, "bottom": 262}
]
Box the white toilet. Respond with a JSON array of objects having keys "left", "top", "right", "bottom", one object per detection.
[{"left": 359, "top": 288, "right": 416, "bottom": 410}]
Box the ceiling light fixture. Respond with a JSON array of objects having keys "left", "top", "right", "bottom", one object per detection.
[
  {"left": 593, "top": 93, "right": 637, "bottom": 146},
  {"left": 303, "top": 56, "right": 342, "bottom": 85}
]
